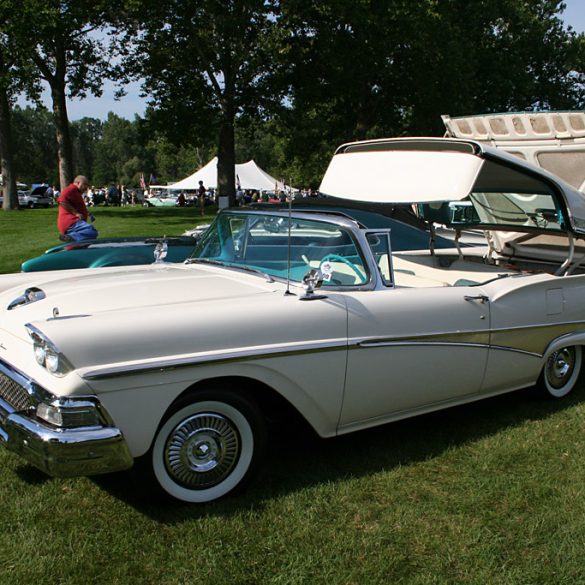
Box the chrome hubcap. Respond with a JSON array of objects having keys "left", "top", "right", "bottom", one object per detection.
[
  {"left": 164, "top": 413, "right": 240, "bottom": 489},
  {"left": 546, "top": 348, "right": 576, "bottom": 389}
]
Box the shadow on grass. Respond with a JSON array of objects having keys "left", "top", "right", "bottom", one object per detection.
[{"left": 89, "top": 384, "right": 585, "bottom": 522}]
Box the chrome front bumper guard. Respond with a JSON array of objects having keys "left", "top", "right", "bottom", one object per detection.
[{"left": 0, "top": 364, "right": 133, "bottom": 477}]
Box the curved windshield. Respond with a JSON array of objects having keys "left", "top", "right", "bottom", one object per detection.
[{"left": 192, "top": 212, "right": 369, "bottom": 286}]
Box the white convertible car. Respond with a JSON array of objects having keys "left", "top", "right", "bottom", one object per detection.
[{"left": 2, "top": 137, "right": 585, "bottom": 503}]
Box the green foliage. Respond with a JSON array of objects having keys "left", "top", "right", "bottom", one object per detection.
[
  {"left": 2, "top": 0, "right": 584, "bottom": 191},
  {"left": 117, "top": 0, "right": 283, "bottom": 200},
  {"left": 71, "top": 117, "right": 104, "bottom": 178},
  {"left": 92, "top": 112, "right": 147, "bottom": 185},
  {"left": 272, "top": 0, "right": 584, "bottom": 182},
  {"left": 11, "top": 106, "right": 58, "bottom": 184}
]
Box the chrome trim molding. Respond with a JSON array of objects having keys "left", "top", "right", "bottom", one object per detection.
[
  {"left": 356, "top": 339, "right": 541, "bottom": 358},
  {"left": 7, "top": 287, "right": 46, "bottom": 311},
  {"left": 25, "top": 323, "right": 63, "bottom": 355},
  {"left": 83, "top": 320, "right": 585, "bottom": 382},
  {"left": 82, "top": 338, "right": 349, "bottom": 381}
]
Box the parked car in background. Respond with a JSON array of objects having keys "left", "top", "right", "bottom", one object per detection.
[
  {"left": 3, "top": 137, "right": 585, "bottom": 505},
  {"left": 21, "top": 222, "right": 212, "bottom": 272},
  {"left": 20, "top": 236, "right": 205, "bottom": 272},
  {"left": 18, "top": 184, "right": 53, "bottom": 208},
  {"left": 145, "top": 193, "right": 179, "bottom": 207}
]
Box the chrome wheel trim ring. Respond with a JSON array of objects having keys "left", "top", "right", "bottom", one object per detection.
[
  {"left": 545, "top": 346, "right": 582, "bottom": 397},
  {"left": 153, "top": 400, "right": 255, "bottom": 503},
  {"left": 164, "top": 412, "right": 240, "bottom": 489}
]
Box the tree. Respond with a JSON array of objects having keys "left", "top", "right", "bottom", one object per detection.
[
  {"left": 71, "top": 117, "right": 103, "bottom": 180},
  {"left": 0, "top": 47, "right": 19, "bottom": 209},
  {"left": 0, "top": 0, "right": 42, "bottom": 209},
  {"left": 18, "top": 0, "right": 119, "bottom": 188},
  {"left": 275, "top": 0, "right": 584, "bottom": 185},
  {"left": 93, "top": 112, "right": 148, "bottom": 185},
  {"left": 402, "top": 0, "right": 585, "bottom": 134},
  {"left": 11, "top": 106, "right": 58, "bottom": 185},
  {"left": 119, "top": 0, "right": 280, "bottom": 205}
]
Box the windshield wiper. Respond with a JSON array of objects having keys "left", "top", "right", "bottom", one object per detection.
[
  {"left": 184, "top": 258, "right": 225, "bottom": 266},
  {"left": 186, "top": 258, "right": 274, "bottom": 282},
  {"left": 235, "top": 264, "right": 275, "bottom": 282}
]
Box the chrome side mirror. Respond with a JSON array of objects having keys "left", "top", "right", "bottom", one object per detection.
[{"left": 300, "top": 269, "right": 327, "bottom": 301}]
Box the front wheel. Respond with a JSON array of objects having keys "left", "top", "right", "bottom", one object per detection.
[
  {"left": 538, "top": 345, "right": 583, "bottom": 398},
  {"left": 151, "top": 390, "right": 266, "bottom": 503}
]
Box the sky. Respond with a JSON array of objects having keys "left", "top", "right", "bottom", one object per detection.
[{"left": 19, "top": 0, "right": 585, "bottom": 122}]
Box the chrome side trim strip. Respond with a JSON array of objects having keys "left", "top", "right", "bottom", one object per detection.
[
  {"left": 356, "top": 340, "right": 541, "bottom": 358},
  {"left": 358, "top": 340, "right": 490, "bottom": 350},
  {"left": 82, "top": 339, "right": 349, "bottom": 381},
  {"left": 83, "top": 319, "right": 585, "bottom": 382}
]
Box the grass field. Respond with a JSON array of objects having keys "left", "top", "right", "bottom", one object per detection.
[{"left": 2, "top": 206, "right": 585, "bottom": 584}]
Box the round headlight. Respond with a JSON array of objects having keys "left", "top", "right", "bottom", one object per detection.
[
  {"left": 34, "top": 343, "right": 46, "bottom": 366},
  {"left": 44, "top": 350, "right": 60, "bottom": 374}
]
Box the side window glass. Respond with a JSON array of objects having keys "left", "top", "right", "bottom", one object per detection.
[{"left": 366, "top": 231, "right": 393, "bottom": 286}]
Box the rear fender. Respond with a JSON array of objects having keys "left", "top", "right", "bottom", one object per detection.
[{"left": 543, "top": 330, "right": 585, "bottom": 359}]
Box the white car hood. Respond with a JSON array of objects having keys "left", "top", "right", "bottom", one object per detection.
[
  {"left": 0, "top": 263, "right": 289, "bottom": 377},
  {"left": 1, "top": 263, "right": 277, "bottom": 339}
]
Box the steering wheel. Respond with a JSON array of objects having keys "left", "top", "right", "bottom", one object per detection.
[{"left": 319, "top": 254, "right": 367, "bottom": 284}]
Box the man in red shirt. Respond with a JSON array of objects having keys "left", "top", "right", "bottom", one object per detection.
[{"left": 57, "top": 175, "right": 98, "bottom": 241}]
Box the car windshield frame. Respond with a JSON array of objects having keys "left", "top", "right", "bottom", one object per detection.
[{"left": 191, "top": 210, "right": 372, "bottom": 287}]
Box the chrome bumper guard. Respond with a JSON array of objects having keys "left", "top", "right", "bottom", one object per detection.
[{"left": 0, "top": 361, "right": 133, "bottom": 477}]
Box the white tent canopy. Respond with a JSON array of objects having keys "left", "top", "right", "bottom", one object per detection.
[{"left": 152, "top": 157, "right": 287, "bottom": 191}]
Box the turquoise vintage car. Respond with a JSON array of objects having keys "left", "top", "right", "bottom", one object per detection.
[
  {"left": 144, "top": 194, "right": 179, "bottom": 207},
  {"left": 21, "top": 236, "right": 202, "bottom": 272}
]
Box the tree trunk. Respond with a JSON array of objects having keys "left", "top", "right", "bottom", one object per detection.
[
  {"left": 217, "top": 92, "right": 236, "bottom": 207},
  {"left": 51, "top": 81, "right": 73, "bottom": 189},
  {"left": 0, "top": 86, "right": 18, "bottom": 210}
]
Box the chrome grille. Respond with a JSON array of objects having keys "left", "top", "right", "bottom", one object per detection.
[{"left": 0, "top": 372, "right": 33, "bottom": 411}]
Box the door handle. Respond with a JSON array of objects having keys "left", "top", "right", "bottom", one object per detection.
[{"left": 464, "top": 294, "right": 489, "bottom": 304}]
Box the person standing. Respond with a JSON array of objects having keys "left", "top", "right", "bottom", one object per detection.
[
  {"left": 57, "top": 175, "right": 98, "bottom": 241},
  {"left": 198, "top": 180, "right": 206, "bottom": 216}
]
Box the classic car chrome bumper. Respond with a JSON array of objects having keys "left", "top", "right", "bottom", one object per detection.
[{"left": 0, "top": 362, "right": 133, "bottom": 477}]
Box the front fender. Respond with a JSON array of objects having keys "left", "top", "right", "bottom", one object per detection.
[{"left": 91, "top": 352, "right": 347, "bottom": 458}]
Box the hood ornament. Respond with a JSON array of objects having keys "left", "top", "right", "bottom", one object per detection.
[
  {"left": 154, "top": 239, "right": 168, "bottom": 263},
  {"left": 7, "top": 287, "right": 46, "bottom": 310}
]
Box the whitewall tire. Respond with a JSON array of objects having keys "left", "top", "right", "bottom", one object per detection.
[
  {"left": 151, "top": 391, "right": 266, "bottom": 503},
  {"left": 539, "top": 346, "right": 583, "bottom": 399}
]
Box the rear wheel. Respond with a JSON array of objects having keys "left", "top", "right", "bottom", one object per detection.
[
  {"left": 538, "top": 346, "right": 583, "bottom": 398},
  {"left": 151, "top": 390, "right": 266, "bottom": 503}
]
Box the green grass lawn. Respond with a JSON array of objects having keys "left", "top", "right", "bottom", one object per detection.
[{"left": 2, "top": 206, "right": 585, "bottom": 584}]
